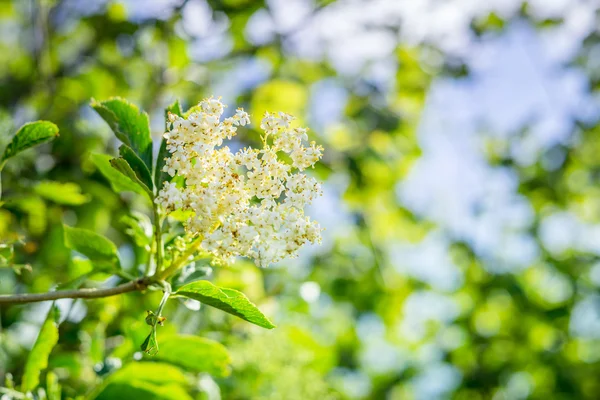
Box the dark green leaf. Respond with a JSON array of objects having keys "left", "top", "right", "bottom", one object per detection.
[
  {"left": 63, "top": 225, "right": 120, "bottom": 268},
  {"left": 89, "top": 153, "right": 148, "bottom": 197},
  {"left": 21, "top": 306, "right": 60, "bottom": 392},
  {"left": 34, "top": 181, "right": 90, "bottom": 205},
  {"left": 2, "top": 121, "right": 59, "bottom": 162},
  {"left": 119, "top": 145, "right": 153, "bottom": 191},
  {"left": 174, "top": 280, "right": 275, "bottom": 329},
  {"left": 110, "top": 157, "right": 153, "bottom": 199},
  {"left": 91, "top": 97, "right": 152, "bottom": 169},
  {"left": 155, "top": 100, "right": 182, "bottom": 192},
  {"left": 152, "top": 335, "right": 231, "bottom": 377}
]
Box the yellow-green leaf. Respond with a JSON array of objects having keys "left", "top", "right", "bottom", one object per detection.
[
  {"left": 174, "top": 280, "right": 275, "bottom": 329},
  {"left": 63, "top": 225, "right": 120, "bottom": 268},
  {"left": 21, "top": 306, "right": 60, "bottom": 392},
  {"left": 152, "top": 335, "right": 231, "bottom": 377},
  {"left": 34, "top": 181, "right": 90, "bottom": 205},
  {"left": 91, "top": 362, "right": 192, "bottom": 400}
]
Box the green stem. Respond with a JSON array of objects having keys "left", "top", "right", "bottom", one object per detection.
[
  {"left": 149, "top": 206, "right": 163, "bottom": 276},
  {"left": 154, "top": 237, "right": 203, "bottom": 281},
  {"left": 155, "top": 283, "right": 171, "bottom": 319}
]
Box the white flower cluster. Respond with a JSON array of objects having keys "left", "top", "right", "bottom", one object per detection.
[{"left": 156, "top": 97, "right": 324, "bottom": 267}]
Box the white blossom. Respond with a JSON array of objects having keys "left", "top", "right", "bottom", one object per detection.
[{"left": 156, "top": 97, "right": 324, "bottom": 267}]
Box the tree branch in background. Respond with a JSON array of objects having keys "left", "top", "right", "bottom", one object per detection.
[{"left": 0, "top": 278, "right": 151, "bottom": 305}]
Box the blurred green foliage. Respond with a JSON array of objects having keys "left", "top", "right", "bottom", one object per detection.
[{"left": 0, "top": 0, "right": 600, "bottom": 399}]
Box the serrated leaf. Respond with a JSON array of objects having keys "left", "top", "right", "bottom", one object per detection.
[
  {"left": 21, "top": 306, "right": 60, "bottom": 392},
  {"left": 174, "top": 280, "right": 275, "bottom": 329},
  {"left": 119, "top": 145, "right": 153, "bottom": 191},
  {"left": 63, "top": 225, "right": 120, "bottom": 268},
  {"left": 34, "top": 181, "right": 90, "bottom": 205},
  {"left": 2, "top": 121, "right": 59, "bottom": 162},
  {"left": 155, "top": 100, "right": 183, "bottom": 192},
  {"left": 152, "top": 335, "right": 231, "bottom": 377},
  {"left": 91, "top": 362, "right": 192, "bottom": 400},
  {"left": 110, "top": 157, "right": 153, "bottom": 199},
  {"left": 91, "top": 97, "right": 152, "bottom": 169}
]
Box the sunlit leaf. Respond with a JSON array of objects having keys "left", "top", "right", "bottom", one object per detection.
[
  {"left": 1, "top": 121, "right": 59, "bottom": 162},
  {"left": 91, "top": 362, "right": 192, "bottom": 400},
  {"left": 34, "top": 181, "right": 90, "bottom": 205},
  {"left": 152, "top": 334, "right": 231, "bottom": 377},
  {"left": 174, "top": 280, "right": 275, "bottom": 329},
  {"left": 21, "top": 306, "right": 60, "bottom": 392},
  {"left": 63, "top": 225, "right": 120, "bottom": 268},
  {"left": 90, "top": 97, "right": 152, "bottom": 169},
  {"left": 46, "top": 371, "right": 61, "bottom": 400}
]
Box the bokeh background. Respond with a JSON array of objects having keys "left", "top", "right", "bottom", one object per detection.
[{"left": 2, "top": 0, "right": 600, "bottom": 399}]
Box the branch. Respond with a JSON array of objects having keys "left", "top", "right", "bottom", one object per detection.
[{"left": 0, "top": 278, "right": 151, "bottom": 305}]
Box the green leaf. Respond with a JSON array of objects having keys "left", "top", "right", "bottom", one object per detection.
[
  {"left": 110, "top": 157, "right": 153, "bottom": 199},
  {"left": 2, "top": 121, "right": 59, "bottom": 162},
  {"left": 34, "top": 181, "right": 91, "bottom": 205},
  {"left": 155, "top": 100, "right": 182, "bottom": 192},
  {"left": 152, "top": 335, "right": 231, "bottom": 377},
  {"left": 140, "top": 328, "right": 159, "bottom": 356},
  {"left": 165, "top": 99, "right": 183, "bottom": 126},
  {"left": 6, "top": 196, "right": 47, "bottom": 235},
  {"left": 95, "top": 381, "right": 192, "bottom": 400},
  {"left": 63, "top": 225, "right": 120, "bottom": 268},
  {"left": 120, "top": 212, "right": 152, "bottom": 249},
  {"left": 89, "top": 153, "right": 148, "bottom": 197},
  {"left": 91, "top": 97, "right": 152, "bottom": 169},
  {"left": 91, "top": 362, "right": 192, "bottom": 400},
  {"left": 119, "top": 145, "right": 153, "bottom": 190},
  {"left": 174, "top": 280, "right": 275, "bottom": 329},
  {"left": 21, "top": 306, "right": 60, "bottom": 392},
  {"left": 46, "top": 371, "right": 61, "bottom": 400}
]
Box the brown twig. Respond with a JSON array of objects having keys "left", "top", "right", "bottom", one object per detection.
[{"left": 0, "top": 278, "right": 151, "bottom": 305}]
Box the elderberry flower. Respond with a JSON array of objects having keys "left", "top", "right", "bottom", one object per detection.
[{"left": 156, "top": 97, "right": 324, "bottom": 267}]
